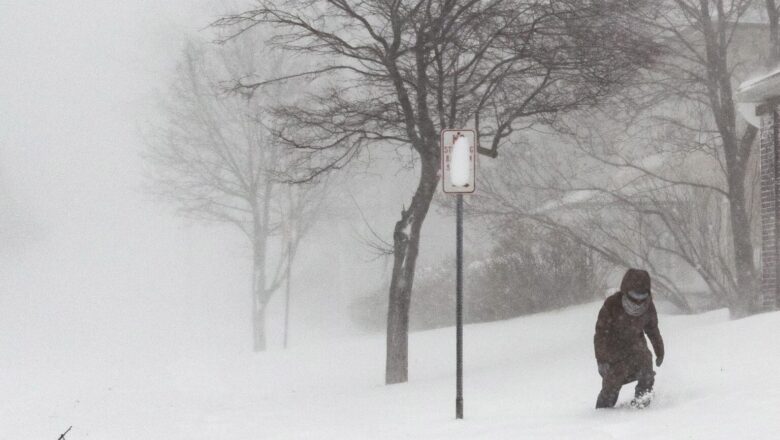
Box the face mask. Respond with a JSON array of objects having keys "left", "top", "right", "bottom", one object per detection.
[{"left": 622, "top": 293, "right": 650, "bottom": 316}]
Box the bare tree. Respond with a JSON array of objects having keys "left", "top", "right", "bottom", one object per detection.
[
  {"left": 635, "top": 0, "right": 762, "bottom": 316},
  {"left": 473, "top": 0, "right": 780, "bottom": 316},
  {"left": 144, "top": 38, "right": 324, "bottom": 351},
  {"left": 214, "top": 0, "right": 660, "bottom": 383},
  {"left": 595, "top": 0, "right": 780, "bottom": 315},
  {"left": 472, "top": 123, "right": 741, "bottom": 313}
]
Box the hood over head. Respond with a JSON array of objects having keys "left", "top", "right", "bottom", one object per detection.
[{"left": 620, "top": 268, "right": 651, "bottom": 297}]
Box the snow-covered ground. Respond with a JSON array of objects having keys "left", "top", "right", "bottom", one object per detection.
[{"left": 3, "top": 302, "right": 779, "bottom": 439}]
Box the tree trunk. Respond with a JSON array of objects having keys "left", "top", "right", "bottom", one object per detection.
[
  {"left": 253, "top": 302, "right": 267, "bottom": 351},
  {"left": 252, "top": 248, "right": 268, "bottom": 352},
  {"left": 385, "top": 157, "right": 439, "bottom": 384},
  {"left": 767, "top": 0, "right": 780, "bottom": 64},
  {"left": 700, "top": 8, "right": 759, "bottom": 317},
  {"left": 251, "top": 181, "right": 273, "bottom": 352},
  {"left": 727, "top": 170, "right": 758, "bottom": 318}
]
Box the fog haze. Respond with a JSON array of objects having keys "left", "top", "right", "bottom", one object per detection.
[
  {"left": 0, "top": 1, "right": 465, "bottom": 372},
  {"left": 2, "top": 1, "right": 780, "bottom": 438}
]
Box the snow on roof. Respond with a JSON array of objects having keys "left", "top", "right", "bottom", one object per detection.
[
  {"left": 533, "top": 153, "right": 668, "bottom": 214},
  {"left": 738, "top": 65, "right": 780, "bottom": 102},
  {"left": 535, "top": 190, "right": 601, "bottom": 214},
  {"left": 738, "top": 7, "right": 770, "bottom": 25}
]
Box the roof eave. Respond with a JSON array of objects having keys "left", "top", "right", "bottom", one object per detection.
[{"left": 738, "top": 70, "right": 780, "bottom": 102}]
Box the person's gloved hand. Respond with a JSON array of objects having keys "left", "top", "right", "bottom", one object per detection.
[
  {"left": 656, "top": 355, "right": 664, "bottom": 367},
  {"left": 598, "top": 362, "right": 610, "bottom": 377}
]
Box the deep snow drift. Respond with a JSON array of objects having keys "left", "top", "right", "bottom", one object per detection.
[{"left": 3, "top": 302, "right": 779, "bottom": 439}]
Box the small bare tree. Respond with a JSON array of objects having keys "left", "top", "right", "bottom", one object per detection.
[{"left": 144, "top": 38, "right": 324, "bottom": 351}]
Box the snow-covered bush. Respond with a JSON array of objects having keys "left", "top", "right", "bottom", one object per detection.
[{"left": 350, "top": 223, "right": 607, "bottom": 332}]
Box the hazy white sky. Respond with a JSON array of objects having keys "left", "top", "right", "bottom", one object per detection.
[
  {"left": 0, "top": 1, "right": 478, "bottom": 372},
  {"left": 0, "top": 1, "right": 266, "bottom": 364}
]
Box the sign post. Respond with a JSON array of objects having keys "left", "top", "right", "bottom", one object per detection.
[{"left": 441, "top": 129, "right": 476, "bottom": 420}]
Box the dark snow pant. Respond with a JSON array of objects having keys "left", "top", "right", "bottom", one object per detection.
[{"left": 596, "top": 350, "right": 655, "bottom": 408}]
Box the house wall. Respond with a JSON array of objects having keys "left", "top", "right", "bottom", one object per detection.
[{"left": 760, "top": 104, "right": 780, "bottom": 311}]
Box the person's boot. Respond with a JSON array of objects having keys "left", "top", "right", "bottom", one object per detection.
[
  {"left": 630, "top": 390, "right": 653, "bottom": 409},
  {"left": 631, "top": 367, "right": 655, "bottom": 409},
  {"left": 596, "top": 387, "right": 620, "bottom": 409}
]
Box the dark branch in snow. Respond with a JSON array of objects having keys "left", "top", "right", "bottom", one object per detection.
[{"left": 58, "top": 426, "right": 72, "bottom": 440}]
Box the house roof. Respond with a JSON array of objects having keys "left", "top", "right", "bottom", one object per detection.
[{"left": 738, "top": 66, "right": 780, "bottom": 102}]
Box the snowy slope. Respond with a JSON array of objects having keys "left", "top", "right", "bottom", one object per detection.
[{"left": 3, "top": 302, "right": 779, "bottom": 439}]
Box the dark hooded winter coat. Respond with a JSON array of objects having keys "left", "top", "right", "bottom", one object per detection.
[{"left": 594, "top": 269, "right": 664, "bottom": 365}]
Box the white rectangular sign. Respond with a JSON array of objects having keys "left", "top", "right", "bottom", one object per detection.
[{"left": 441, "top": 129, "right": 477, "bottom": 194}]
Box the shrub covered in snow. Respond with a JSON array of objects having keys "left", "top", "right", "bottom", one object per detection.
[{"left": 351, "top": 223, "right": 607, "bottom": 331}]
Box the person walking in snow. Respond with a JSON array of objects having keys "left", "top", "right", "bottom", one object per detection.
[{"left": 594, "top": 268, "right": 664, "bottom": 409}]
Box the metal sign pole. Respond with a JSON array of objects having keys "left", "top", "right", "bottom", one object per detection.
[
  {"left": 456, "top": 193, "right": 464, "bottom": 419},
  {"left": 441, "top": 128, "right": 475, "bottom": 421}
]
